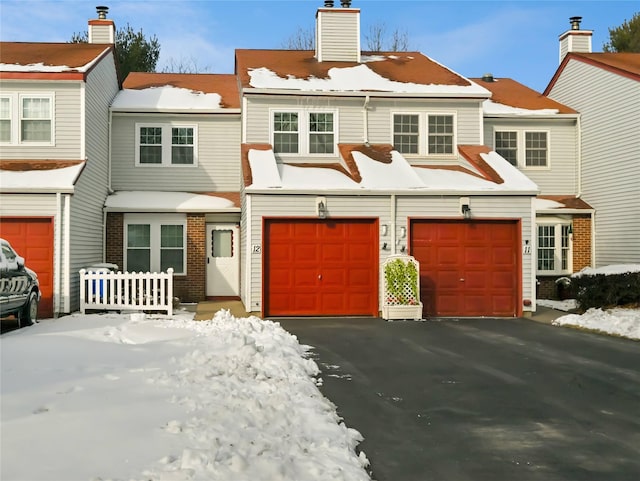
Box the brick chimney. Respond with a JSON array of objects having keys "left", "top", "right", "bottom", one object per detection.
[
  {"left": 315, "top": 1, "right": 360, "bottom": 62},
  {"left": 88, "top": 6, "right": 115, "bottom": 44},
  {"left": 558, "top": 16, "right": 592, "bottom": 63}
]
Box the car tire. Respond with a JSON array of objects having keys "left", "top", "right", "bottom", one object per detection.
[{"left": 20, "top": 292, "right": 39, "bottom": 326}]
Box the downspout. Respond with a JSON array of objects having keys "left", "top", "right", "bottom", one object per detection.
[
  {"left": 363, "top": 94, "right": 370, "bottom": 145},
  {"left": 576, "top": 115, "right": 582, "bottom": 197},
  {"left": 64, "top": 194, "right": 71, "bottom": 313},
  {"left": 245, "top": 195, "right": 252, "bottom": 313},
  {"left": 390, "top": 194, "right": 397, "bottom": 255},
  {"left": 108, "top": 109, "right": 113, "bottom": 193},
  {"left": 55, "top": 192, "right": 62, "bottom": 317}
]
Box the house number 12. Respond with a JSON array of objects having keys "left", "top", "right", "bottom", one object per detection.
[{"left": 252, "top": 244, "right": 262, "bottom": 254}]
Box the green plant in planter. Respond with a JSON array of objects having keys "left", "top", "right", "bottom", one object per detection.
[{"left": 384, "top": 259, "right": 419, "bottom": 305}]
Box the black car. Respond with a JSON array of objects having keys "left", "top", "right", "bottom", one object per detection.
[{"left": 0, "top": 238, "right": 40, "bottom": 325}]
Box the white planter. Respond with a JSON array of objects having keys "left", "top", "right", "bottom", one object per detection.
[{"left": 382, "top": 303, "right": 423, "bottom": 320}]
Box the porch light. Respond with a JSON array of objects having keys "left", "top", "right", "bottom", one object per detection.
[
  {"left": 462, "top": 204, "right": 472, "bottom": 219},
  {"left": 317, "top": 197, "right": 327, "bottom": 219}
]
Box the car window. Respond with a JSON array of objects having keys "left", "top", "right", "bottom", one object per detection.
[{"left": 2, "top": 244, "right": 16, "bottom": 262}]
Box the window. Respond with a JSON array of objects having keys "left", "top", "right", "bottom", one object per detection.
[
  {"left": 309, "top": 113, "right": 334, "bottom": 154},
  {"left": 272, "top": 110, "right": 336, "bottom": 155},
  {"left": 139, "top": 127, "right": 162, "bottom": 164},
  {"left": 21, "top": 96, "right": 52, "bottom": 142},
  {"left": 124, "top": 215, "right": 186, "bottom": 274},
  {"left": 427, "top": 114, "right": 454, "bottom": 155},
  {"left": 537, "top": 222, "right": 572, "bottom": 274},
  {"left": 495, "top": 131, "right": 517, "bottom": 165},
  {"left": 525, "top": 132, "right": 548, "bottom": 167},
  {"left": 494, "top": 129, "right": 550, "bottom": 168},
  {"left": 0, "top": 97, "right": 11, "bottom": 143},
  {"left": 393, "top": 114, "right": 419, "bottom": 154},
  {"left": 135, "top": 124, "right": 197, "bottom": 166},
  {"left": 273, "top": 112, "right": 299, "bottom": 153},
  {"left": 211, "top": 229, "right": 233, "bottom": 257}
]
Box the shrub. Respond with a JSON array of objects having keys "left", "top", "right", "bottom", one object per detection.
[{"left": 571, "top": 270, "right": 640, "bottom": 310}]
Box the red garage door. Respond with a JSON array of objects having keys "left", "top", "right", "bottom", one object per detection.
[
  {"left": 411, "top": 220, "right": 519, "bottom": 317},
  {"left": 265, "top": 218, "right": 378, "bottom": 317},
  {"left": 0, "top": 218, "right": 54, "bottom": 318}
]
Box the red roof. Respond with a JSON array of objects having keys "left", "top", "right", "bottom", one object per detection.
[
  {"left": 0, "top": 42, "right": 111, "bottom": 70},
  {"left": 471, "top": 77, "right": 576, "bottom": 114},
  {"left": 235, "top": 49, "right": 473, "bottom": 90},
  {"left": 123, "top": 72, "right": 241, "bottom": 109}
]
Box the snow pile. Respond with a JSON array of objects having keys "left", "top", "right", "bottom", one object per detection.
[
  {"left": 553, "top": 307, "right": 640, "bottom": 340},
  {"left": 105, "top": 190, "right": 237, "bottom": 212},
  {"left": 483, "top": 99, "right": 559, "bottom": 116},
  {"left": 1, "top": 310, "right": 370, "bottom": 481},
  {"left": 0, "top": 162, "right": 85, "bottom": 191}
]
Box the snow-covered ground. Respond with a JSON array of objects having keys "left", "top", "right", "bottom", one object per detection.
[
  {"left": 1, "top": 310, "right": 370, "bottom": 481},
  {"left": 538, "top": 299, "right": 640, "bottom": 340}
]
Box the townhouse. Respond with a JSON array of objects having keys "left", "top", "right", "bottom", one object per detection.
[
  {"left": 4, "top": 2, "right": 619, "bottom": 319},
  {"left": 0, "top": 11, "right": 119, "bottom": 317}
]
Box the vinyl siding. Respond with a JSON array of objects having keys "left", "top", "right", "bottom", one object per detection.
[
  {"left": 111, "top": 113, "right": 241, "bottom": 191},
  {"left": 244, "top": 193, "right": 535, "bottom": 314},
  {"left": 483, "top": 117, "right": 578, "bottom": 194},
  {"left": 316, "top": 10, "right": 359, "bottom": 62},
  {"left": 244, "top": 95, "right": 482, "bottom": 163},
  {"left": 67, "top": 52, "right": 120, "bottom": 312},
  {"left": 0, "top": 81, "right": 82, "bottom": 159},
  {"left": 548, "top": 59, "right": 640, "bottom": 265}
]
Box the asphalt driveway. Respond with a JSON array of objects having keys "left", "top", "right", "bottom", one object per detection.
[{"left": 277, "top": 317, "right": 640, "bottom": 481}]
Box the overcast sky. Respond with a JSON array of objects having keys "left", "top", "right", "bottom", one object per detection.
[{"left": 1, "top": 0, "right": 637, "bottom": 91}]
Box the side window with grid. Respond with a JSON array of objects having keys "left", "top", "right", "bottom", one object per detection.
[
  {"left": 495, "top": 131, "right": 518, "bottom": 165},
  {"left": 525, "top": 132, "right": 548, "bottom": 167},
  {"left": 139, "top": 127, "right": 163, "bottom": 164},
  {"left": 393, "top": 114, "right": 419, "bottom": 154},
  {"left": 427, "top": 115, "right": 454, "bottom": 155},
  {"left": 309, "top": 112, "right": 334, "bottom": 154},
  {"left": 0, "top": 97, "right": 11, "bottom": 143},
  {"left": 273, "top": 112, "right": 299, "bottom": 153},
  {"left": 537, "top": 225, "right": 555, "bottom": 271},
  {"left": 171, "top": 127, "right": 194, "bottom": 164},
  {"left": 21, "top": 97, "right": 52, "bottom": 142}
]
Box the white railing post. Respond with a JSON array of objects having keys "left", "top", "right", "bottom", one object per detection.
[
  {"left": 167, "top": 267, "right": 174, "bottom": 317},
  {"left": 79, "top": 269, "right": 86, "bottom": 314}
]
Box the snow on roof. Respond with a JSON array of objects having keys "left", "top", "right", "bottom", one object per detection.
[
  {"left": 573, "top": 264, "right": 640, "bottom": 278},
  {"left": 483, "top": 99, "right": 559, "bottom": 116},
  {"left": 245, "top": 146, "right": 538, "bottom": 194},
  {"left": 0, "top": 162, "right": 85, "bottom": 192},
  {"left": 248, "top": 64, "right": 489, "bottom": 95},
  {"left": 111, "top": 86, "right": 223, "bottom": 112},
  {"left": 535, "top": 198, "right": 565, "bottom": 210},
  {"left": 104, "top": 191, "right": 239, "bottom": 212}
]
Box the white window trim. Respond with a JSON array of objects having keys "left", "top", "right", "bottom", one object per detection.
[
  {"left": 124, "top": 213, "right": 187, "bottom": 275},
  {"left": 135, "top": 123, "right": 198, "bottom": 167},
  {"left": 426, "top": 112, "right": 457, "bottom": 157},
  {"left": 19, "top": 93, "right": 55, "bottom": 145},
  {"left": 390, "top": 111, "right": 457, "bottom": 157},
  {"left": 0, "top": 93, "right": 55, "bottom": 145},
  {"left": 493, "top": 127, "right": 551, "bottom": 170},
  {"left": 391, "top": 111, "right": 422, "bottom": 157},
  {"left": 493, "top": 129, "right": 518, "bottom": 165},
  {"left": 0, "top": 95, "right": 12, "bottom": 144},
  {"left": 270, "top": 108, "right": 339, "bottom": 157},
  {"left": 536, "top": 219, "right": 572, "bottom": 275}
]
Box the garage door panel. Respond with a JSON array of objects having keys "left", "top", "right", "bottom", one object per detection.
[
  {"left": 0, "top": 217, "right": 54, "bottom": 318},
  {"left": 265, "top": 218, "right": 378, "bottom": 316},
  {"left": 411, "top": 220, "right": 518, "bottom": 317}
]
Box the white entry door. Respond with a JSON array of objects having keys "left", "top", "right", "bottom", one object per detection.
[{"left": 206, "top": 223, "right": 240, "bottom": 297}]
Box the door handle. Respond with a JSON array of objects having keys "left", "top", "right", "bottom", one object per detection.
[
  {"left": 460, "top": 278, "right": 465, "bottom": 281},
  {"left": 318, "top": 274, "right": 322, "bottom": 280}
]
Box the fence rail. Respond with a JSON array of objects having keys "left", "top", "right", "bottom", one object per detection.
[{"left": 79, "top": 268, "right": 174, "bottom": 316}]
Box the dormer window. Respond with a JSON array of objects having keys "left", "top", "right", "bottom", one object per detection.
[{"left": 271, "top": 110, "right": 336, "bottom": 156}]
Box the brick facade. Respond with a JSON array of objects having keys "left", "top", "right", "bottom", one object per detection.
[
  {"left": 105, "top": 212, "right": 207, "bottom": 303},
  {"left": 173, "top": 214, "right": 206, "bottom": 303}
]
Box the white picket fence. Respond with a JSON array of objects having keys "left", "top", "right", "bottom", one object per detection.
[{"left": 79, "top": 268, "right": 174, "bottom": 316}]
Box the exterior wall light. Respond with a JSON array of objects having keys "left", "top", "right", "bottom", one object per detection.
[
  {"left": 462, "top": 204, "right": 472, "bottom": 219},
  {"left": 317, "top": 197, "right": 327, "bottom": 219}
]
